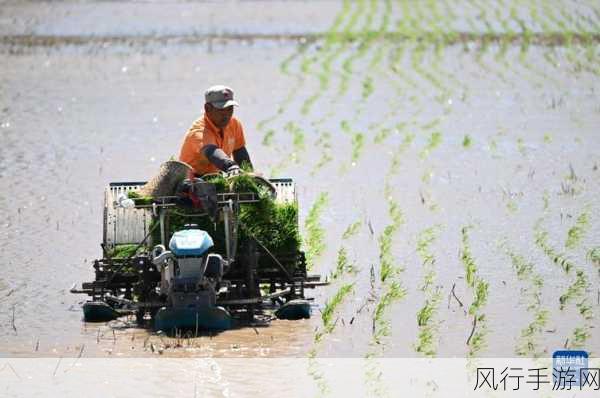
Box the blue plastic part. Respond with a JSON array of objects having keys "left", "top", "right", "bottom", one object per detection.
[
  {"left": 154, "top": 306, "right": 232, "bottom": 332},
  {"left": 169, "top": 229, "right": 214, "bottom": 257},
  {"left": 275, "top": 299, "right": 311, "bottom": 320}
]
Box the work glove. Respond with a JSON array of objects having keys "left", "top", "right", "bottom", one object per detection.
[{"left": 225, "top": 164, "right": 241, "bottom": 176}]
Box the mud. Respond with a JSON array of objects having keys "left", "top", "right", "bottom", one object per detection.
[{"left": 1, "top": 0, "right": 600, "bottom": 364}]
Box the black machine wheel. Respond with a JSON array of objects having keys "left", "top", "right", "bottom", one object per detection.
[{"left": 135, "top": 308, "right": 145, "bottom": 325}]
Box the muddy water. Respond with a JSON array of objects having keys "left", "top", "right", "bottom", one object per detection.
[{"left": 1, "top": 0, "right": 600, "bottom": 365}]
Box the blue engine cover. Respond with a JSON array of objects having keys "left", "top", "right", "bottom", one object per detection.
[{"left": 169, "top": 229, "right": 214, "bottom": 257}]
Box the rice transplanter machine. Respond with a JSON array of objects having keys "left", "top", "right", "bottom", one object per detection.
[{"left": 71, "top": 173, "right": 325, "bottom": 332}]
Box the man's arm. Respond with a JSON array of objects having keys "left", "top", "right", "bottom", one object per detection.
[
  {"left": 202, "top": 144, "right": 236, "bottom": 171},
  {"left": 233, "top": 146, "right": 253, "bottom": 171}
]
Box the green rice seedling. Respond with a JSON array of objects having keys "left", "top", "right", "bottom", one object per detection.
[
  {"left": 417, "top": 226, "right": 438, "bottom": 266},
  {"left": 565, "top": 212, "right": 589, "bottom": 249},
  {"left": 351, "top": 132, "right": 364, "bottom": 164},
  {"left": 488, "top": 137, "right": 498, "bottom": 154},
  {"left": 340, "top": 120, "right": 352, "bottom": 135},
  {"left": 318, "top": 283, "right": 355, "bottom": 339},
  {"left": 559, "top": 270, "right": 588, "bottom": 310},
  {"left": 576, "top": 300, "right": 593, "bottom": 321},
  {"left": 107, "top": 244, "right": 141, "bottom": 259},
  {"left": 507, "top": 250, "right": 533, "bottom": 279},
  {"left": 373, "top": 122, "right": 406, "bottom": 145},
  {"left": 389, "top": 133, "right": 415, "bottom": 175},
  {"left": 127, "top": 190, "right": 154, "bottom": 205},
  {"left": 516, "top": 137, "right": 526, "bottom": 155},
  {"left": 469, "top": 280, "right": 489, "bottom": 315},
  {"left": 588, "top": 247, "right": 600, "bottom": 265},
  {"left": 256, "top": 113, "right": 278, "bottom": 131},
  {"left": 330, "top": 246, "right": 358, "bottom": 280},
  {"left": 367, "top": 39, "right": 387, "bottom": 71},
  {"left": 461, "top": 227, "right": 477, "bottom": 288},
  {"left": 421, "top": 118, "right": 441, "bottom": 131},
  {"left": 373, "top": 281, "right": 406, "bottom": 343},
  {"left": 361, "top": 76, "right": 374, "bottom": 100},
  {"left": 543, "top": 133, "right": 553, "bottom": 143},
  {"left": 494, "top": 36, "right": 511, "bottom": 70},
  {"left": 534, "top": 229, "right": 573, "bottom": 273},
  {"left": 378, "top": 200, "right": 404, "bottom": 283},
  {"left": 506, "top": 199, "right": 518, "bottom": 213},
  {"left": 378, "top": 228, "right": 396, "bottom": 283},
  {"left": 304, "top": 193, "right": 329, "bottom": 270},
  {"left": 300, "top": 93, "right": 320, "bottom": 116},
  {"left": 310, "top": 152, "right": 333, "bottom": 177},
  {"left": 415, "top": 292, "right": 442, "bottom": 356},
  {"left": 419, "top": 131, "right": 442, "bottom": 159},
  {"left": 415, "top": 327, "right": 436, "bottom": 356},
  {"left": 310, "top": 132, "right": 333, "bottom": 175},
  {"left": 420, "top": 169, "right": 433, "bottom": 184},
  {"left": 570, "top": 327, "right": 590, "bottom": 348},
  {"left": 462, "top": 134, "right": 472, "bottom": 148},
  {"left": 516, "top": 309, "right": 549, "bottom": 357},
  {"left": 373, "top": 127, "right": 391, "bottom": 145},
  {"left": 468, "top": 314, "right": 488, "bottom": 357},
  {"left": 300, "top": 54, "right": 316, "bottom": 75},
  {"left": 542, "top": 191, "right": 550, "bottom": 211},
  {"left": 261, "top": 129, "right": 275, "bottom": 147},
  {"left": 342, "top": 220, "right": 362, "bottom": 240},
  {"left": 388, "top": 200, "right": 403, "bottom": 226},
  {"left": 284, "top": 121, "right": 306, "bottom": 154}
]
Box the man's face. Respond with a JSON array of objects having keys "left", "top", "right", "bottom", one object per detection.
[{"left": 205, "top": 103, "right": 234, "bottom": 129}]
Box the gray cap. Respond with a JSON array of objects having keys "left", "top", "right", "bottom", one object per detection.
[{"left": 205, "top": 85, "right": 239, "bottom": 109}]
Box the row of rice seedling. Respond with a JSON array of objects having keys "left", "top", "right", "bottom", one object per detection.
[
  {"left": 358, "top": 0, "right": 393, "bottom": 100},
  {"left": 256, "top": 0, "right": 355, "bottom": 144},
  {"left": 301, "top": 0, "right": 370, "bottom": 116},
  {"left": 307, "top": 220, "right": 364, "bottom": 394},
  {"left": 534, "top": 218, "right": 593, "bottom": 348},
  {"left": 502, "top": 244, "right": 549, "bottom": 357},
  {"left": 369, "top": 192, "right": 407, "bottom": 349},
  {"left": 460, "top": 226, "right": 489, "bottom": 357},
  {"left": 309, "top": 131, "right": 333, "bottom": 176},
  {"left": 414, "top": 226, "right": 443, "bottom": 357},
  {"left": 562, "top": 209, "right": 595, "bottom": 349},
  {"left": 336, "top": 0, "right": 378, "bottom": 97}
]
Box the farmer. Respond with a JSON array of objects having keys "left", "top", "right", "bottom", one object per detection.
[{"left": 179, "top": 85, "right": 253, "bottom": 176}]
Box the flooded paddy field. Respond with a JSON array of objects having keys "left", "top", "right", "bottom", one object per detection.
[{"left": 1, "top": 0, "right": 600, "bottom": 369}]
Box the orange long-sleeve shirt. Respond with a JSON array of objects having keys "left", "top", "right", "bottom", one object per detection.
[{"left": 179, "top": 114, "right": 246, "bottom": 175}]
